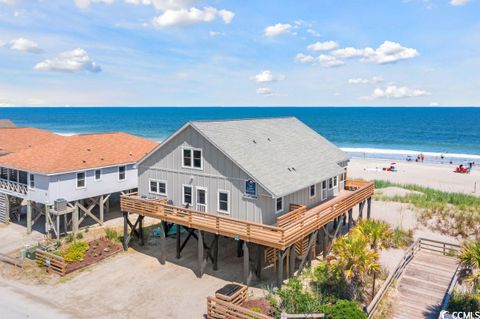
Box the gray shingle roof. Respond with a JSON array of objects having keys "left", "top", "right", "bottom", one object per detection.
[{"left": 191, "top": 117, "right": 349, "bottom": 198}]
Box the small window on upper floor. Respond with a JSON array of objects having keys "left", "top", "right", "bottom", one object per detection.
[
  {"left": 182, "top": 147, "right": 202, "bottom": 169},
  {"left": 322, "top": 180, "right": 327, "bottom": 189},
  {"left": 94, "top": 169, "right": 102, "bottom": 181},
  {"left": 309, "top": 184, "right": 316, "bottom": 198},
  {"left": 333, "top": 176, "right": 338, "bottom": 188},
  {"left": 275, "top": 197, "right": 284, "bottom": 214},
  {"left": 328, "top": 178, "right": 333, "bottom": 189},
  {"left": 149, "top": 179, "right": 167, "bottom": 196},
  {"left": 29, "top": 174, "right": 35, "bottom": 189},
  {"left": 118, "top": 166, "right": 126, "bottom": 181},
  {"left": 77, "top": 172, "right": 86, "bottom": 188}
]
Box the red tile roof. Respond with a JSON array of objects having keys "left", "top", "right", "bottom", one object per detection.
[
  {"left": 0, "top": 127, "right": 65, "bottom": 155},
  {"left": 0, "top": 130, "right": 158, "bottom": 174}
]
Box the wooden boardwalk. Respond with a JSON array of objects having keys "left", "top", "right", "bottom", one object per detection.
[{"left": 392, "top": 250, "right": 458, "bottom": 319}]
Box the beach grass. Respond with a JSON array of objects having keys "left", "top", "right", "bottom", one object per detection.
[{"left": 374, "top": 180, "right": 480, "bottom": 238}]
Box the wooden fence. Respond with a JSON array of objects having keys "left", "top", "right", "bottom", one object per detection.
[
  {"left": 121, "top": 180, "right": 374, "bottom": 251},
  {"left": 366, "top": 238, "right": 461, "bottom": 318},
  {"left": 35, "top": 249, "right": 67, "bottom": 276}
]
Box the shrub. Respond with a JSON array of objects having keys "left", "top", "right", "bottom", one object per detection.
[
  {"left": 76, "top": 232, "right": 84, "bottom": 240},
  {"left": 63, "top": 241, "right": 89, "bottom": 263},
  {"left": 392, "top": 227, "right": 413, "bottom": 248},
  {"left": 272, "top": 277, "right": 324, "bottom": 315},
  {"left": 105, "top": 227, "right": 120, "bottom": 242},
  {"left": 324, "top": 300, "right": 366, "bottom": 319},
  {"left": 311, "top": 261, "right": 349, "bottom": 300},
  {"left": 448, "top": 289, "right": 480, "bottom": 313}
]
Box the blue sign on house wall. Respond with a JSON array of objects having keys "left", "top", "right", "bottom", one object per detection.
[{"left": 244, "top": 179, "right": 257, "bottom": 199}]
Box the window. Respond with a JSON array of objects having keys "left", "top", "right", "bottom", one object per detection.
[
  {"left": 0, "top": 168, "right": 7, "bottom": 180},
  {"left": 275, "top": 197, "right": 284, "bottom": 213},
  {"left": 118, "top": 166, "right": 126, "bottom": 181},
  {"left": 328, "top": 178, "right": 333, "bottom": 189},
  {"left": 182, "top": 147, "right": 202, "bottom": 169},
  {"left": 149, "top": 179, "right": 167, "bottom": 195},
  {"left": 183, "top": 185, "right": 193, "bottom": 206},
  {"left": 218, "top": 190, "right": 230, "bottom": 214},
  {"left": 94, "top": 169, "right": 102, "bottom": 181},
  {"left": 333, "top": 176, "right": 338, "bottom": 188},
  {"left": 29, "top": 174, "right": 35, "bottom": 189},
  {"left": 77, "top": 172, "right": 86, "bottom": 188},
  {"left": 322, "top": 180, "right": 327, "bottom": 189},
  {"left": 309, "top": 184, "right": 316, "bottom": 198}
]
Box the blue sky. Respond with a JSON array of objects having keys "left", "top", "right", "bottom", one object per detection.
[{"left": 0, "top": 0, "right": 479, "bottom": 106}]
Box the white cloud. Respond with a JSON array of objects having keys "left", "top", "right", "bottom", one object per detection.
[
  {"left": 9, "top": 38, "right": 42, "bottom": 53},
  {"left": 209, "top": 31, "right": 223, "bottom": 36},
  {"left": 363, "top": 41, "right": 419, "bottom": 64},
  {"left": 256, "top": 87, "right": 272, "bottom": 95},
  {"left": 364, "top": 85, "right": 431, "bottom": 99},
  {"left": 264, "top": 23, "right": 292, "bottom": 38},
  {"left": 348, "top": 76, "right": 383, "bottom": 85},
  {"left": 318, "top": 54, "right": 344, "bottom": 67},
  {"left": 429, "top": 102, "right": 440, "bottom": 106},
  {"left": 307, "top": 41, "right": 338, "bottom": 52},
  {"left": 331, "top": 41, "right": 418, "bottom": 64},
  {"left": 34, "top": 48, "right": 101, "bottom": 73},
  {"left": 152, "top": 7, "right": 234, "bottom": 27},
  {"left": 294, "top": 53, "right": 315, "bottom": 64},
  {"left": 251, "top": 70, "right": 285, "bottom": 83},
  {"left": 331, "top": 47, "right": 365, "bottom": 59},
  {"left": 450, "top": 0, "right": 469, "bottom": 6},
  {"left": 74, "top": 0, "right": 114, "bottom": 9},
  {"left": 306, "top": 29, "right": 320, "bottom": 37}
]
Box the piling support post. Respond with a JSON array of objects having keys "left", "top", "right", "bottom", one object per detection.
[
  {"left": 243, "top": 241, "right": 251, "bottom": 285},
  {"left": 367, "top": 197, "right": 372, "bottom": 220},
  {"left": 159, "top": 221, "right": 166, "bottom": 265},
  {"left": 197, "top": 230, "right": 205, "bottom": 278},
  {"left": 122, "top": 211, "right": 129, "bottom": 250},
  {"left": 176, "top": 224, "right": 181, "bottom": 259},
  {"left": 26, "top": 200, "right": 32, "bottom": 234}
]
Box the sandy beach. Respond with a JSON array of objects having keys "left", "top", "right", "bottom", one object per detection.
[{"left": 348, "top": 157, "right": 480, "bottom": 195}]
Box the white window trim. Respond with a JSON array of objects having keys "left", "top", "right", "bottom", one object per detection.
[
  {"left": 76, "top": 171, "right": 86, "bottom": 189},
  {"left": 275, "top": 197, "right": 284, "bottom": 214},
  {"left": 309, "top": 184, "right": 316, "bottom": 199},
  {"left": 182, "top": 184, "right": 193, "bottom": 206},
  {"left": 196, "top": 186, "right": 208, "bottom": 208},
  {"left": 328, "top": 178, "right": 333, "bottom": 190},
  {"left": 217, "top": 189, "right": 230, "bottom": 214},
  {"left": 118, "top": 165, "right": 126, "bottom": 182},
  {"left": 94, "top": 169, "right": 102, "bottom": 182},
  {"left": 149, "top": 178, "right": 167, "bottom": 196},
  {"left": 28, "top": 173, "right": 35, "bottom": 190},
  {"left": 181, "top": 146, "right": 203, "bottom": 170}
]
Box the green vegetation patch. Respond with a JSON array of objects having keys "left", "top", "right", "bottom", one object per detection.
[
  {"left": 374, "top": 180, "right": 480, "bottom": 238},
  {"left": 63, "top": 241, "right": 89, "bottom": 263}
]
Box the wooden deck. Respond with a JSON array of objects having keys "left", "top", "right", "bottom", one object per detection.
[
  {"left": 120, "top": 180, "right": 374, "bottom": 250},
  {"left": 392, "top": 251, "right": 458, "bottom": 319}
]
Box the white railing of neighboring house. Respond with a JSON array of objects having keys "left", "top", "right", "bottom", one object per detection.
[{"left": 0, "top": 179, "right": 28, "bottom": 196}]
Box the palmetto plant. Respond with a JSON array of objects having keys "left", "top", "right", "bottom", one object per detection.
[
  {"left": 458, "top": 241, "right": 480, "bottom": 291},
  {"left": 353, "top": 219, "right": 393, "bottom": 252},
  {"left": 332, "top": 234, "right": 380, "bottom": 284}
]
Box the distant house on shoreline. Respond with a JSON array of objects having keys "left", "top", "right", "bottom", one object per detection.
[
  {"left": 0, "top": 126, "right": 157, "bottom": 237},
  {"left": 137, "top": 117, "right": 349, "bottom": 225}
]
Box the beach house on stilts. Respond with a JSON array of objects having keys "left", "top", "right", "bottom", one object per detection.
[
  {"left": 121, "top": 117, "right": 374, "bottom": 286},
  {"left": 0, "top": 122, "right": 157, "bottom": 238}
]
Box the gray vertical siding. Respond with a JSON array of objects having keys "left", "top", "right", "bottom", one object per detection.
[{"left": 138, "top": 126, "right": 274, "bottom": 224}]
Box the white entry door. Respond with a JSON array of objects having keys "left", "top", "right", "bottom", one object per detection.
[{"left": 196, "top": 187, "right": 207, "bottom": 212}]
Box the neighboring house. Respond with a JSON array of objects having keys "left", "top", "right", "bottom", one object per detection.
[
  {"left": 137, "top": 117, "right": 349, "bottom": 225},
  {"left": 0, "top": 127, "right": 157, "bottom": 236}
]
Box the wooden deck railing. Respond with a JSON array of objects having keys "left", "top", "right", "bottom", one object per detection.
[
  {"left": 121, "top": 180, "right": 374, "bottom": 250},
  {"left": 0, "top": 179, "right": 28, "bottom": 196}
]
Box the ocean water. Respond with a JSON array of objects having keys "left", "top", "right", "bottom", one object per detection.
[{"left": 1, "top": 107, "right": 479, "bottom": 162}]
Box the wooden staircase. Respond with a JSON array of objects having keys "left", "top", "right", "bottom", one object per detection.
[{"left": 392, "top": 250, "right": 459, "bottom": 319}]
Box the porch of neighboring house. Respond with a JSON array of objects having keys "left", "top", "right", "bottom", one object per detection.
[
  {"left": 0, "top": 166, "right": 134, "bottom": 238},
  {"left": 120, "top": 179, "right": 374, "bottom": 287}
]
